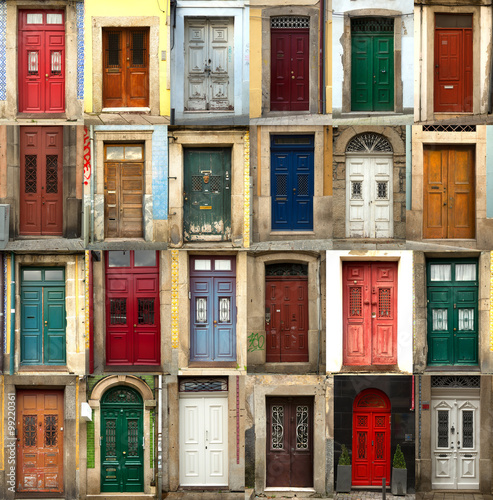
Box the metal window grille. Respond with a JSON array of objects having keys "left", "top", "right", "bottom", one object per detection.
[
  {"left": 271, "top": 405, "right": 284, "bottom": 449},
  {"left": 25, "top": 155, "right": 37, "bottom": 193},
  {"left": 138, "top": 298, "right": 155, "bottom": 325},
  {"left": 377, "top": 181, "right": 388, "bottom": 200},
  {"left": 127, "top": 420, "right": 139, "bottom": 456},
  {"left": 346, "top": 133, "right": 393, "bottom": 153},
  {"left": 51, "top": 51, "right": 62, "bottom": 74},
  {"left": 431, "top": 376, "right": 480, "bottom": 388},
  {"left": 104, "top": 388, "right": 141, "bottom": 404},
  {"left": 179, "top": 377, "right": 228, "bottom": 392},
  {"left": 210, "top": 176, "right": 221, "bottom": 193},
  {"left": 351, "top": 181, "right": 362, "bottom": 199},
  {"left": 378, "top": 288, "right": 391, "bottom": 317},
  {"left": 357, "top": 432, "right": 366, "bottom": 459},
  {"left": 131, "top": 31, "right": 147, "bottom": 67},
  {"left": 276, "top": 174, "right": 287, "bottom": 196},
  {"left": 437, "top": 410, "right": 448, "bottom": 447},
  {"left": 351, "top": 17, "right": 394, "bottom": 33},
  {"left": 462, "top": 411, "right": 474, "bottom": 448},
  {"left": 375, "top": 432, "right": 385, "bottom": 459},
  {"left": 28, "top": 51, "right": 38, "bottom": 74},
  {"left": 24, "top": 415, "right": 37, "bottom": 447},
  {"left": 297, "top": 174, "right": 309, "bottom": 196},
  {"left": 271, "top": 16, "right": 309, "bottom": 29},
  {"left": 422, "top": 125, "right": 476, "bottom": 132},
  {"left": 107, "top": 32, "right": 121, "bottom": 67},
  {"left": 46, "top": 155, "right": 58, "bottom": 193},
  {"left": 265, "top": 263, "right": 308, "bottom": 276},
  {"left": 110, "top": 299, "right": 126, "bottom": 325},
  {"left": 296, "top": 406, "right": 309, "bottom": 450},
  {"left": 350, "top": 287, "right": 362, "bottom": 317},
  {"left": 105, "top": 419, "right": 116, "bottom": 455},
  {"left": 44, "top": 415, "right": 58, "bottom": 447}
]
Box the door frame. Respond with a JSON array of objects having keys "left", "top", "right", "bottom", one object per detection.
[{"left": 341, "top": 9, "right": 403, "bottom": 114}]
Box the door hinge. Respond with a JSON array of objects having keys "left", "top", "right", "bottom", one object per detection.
[{"left": 454, "top": 303, "right": 456, "bottom": 309}]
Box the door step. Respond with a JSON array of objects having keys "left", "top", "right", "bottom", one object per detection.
[
  {"left": 163, "top": 493, "right": 245, "bottom": 500},
  {"left": 87, "top": 495, "right": 155, "bottom": 500}
]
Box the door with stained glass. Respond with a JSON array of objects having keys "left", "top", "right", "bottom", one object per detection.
[
  {"left": 427, "top": 260, "right": 478, "bottom": 366},
  {"left": 101, "top": 386, "right": 144, "bottom": 493},
  {"left": 266, "top": 397, "right": 313, "bottom": 488}
]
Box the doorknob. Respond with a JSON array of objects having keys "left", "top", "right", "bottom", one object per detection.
[
  {"left": 291, "top": 76, "right": 295, "bottom": 79},
  {"left": 123, "top": 451, "right": 126, "bottom": 455},
  {"left": 44, "top": 321, "right": 48, "bottom": 326}
]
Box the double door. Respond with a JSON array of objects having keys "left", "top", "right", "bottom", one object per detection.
[
  {"left": 185, "top": 18, "right": 234, "bottom": 111},
  {"left": 17, "top": 390, "right": 64, "bottom": 493},
  {"left": 20, "top": 127, "right": 63, "bottom": 236},
  {"left": 179, "top": 395, "right": 228, "bottom": 486},
  {"left": 266, "top": 397, "right": 313, "bottom": 488},
  {"left": 432, "top": 394, "right": 479, "bottom": 489},
  {"left": 343, "top": 262, "right": 397, "bottom": 366},
  {"left": 103, "top": 28, "right": 149, "bottom": 108},
  {"left": 18, "top": 10, "right": 65, "bottom": 113},
  {"left": 346, "top": 155, "right": 393, "bottom": 238},
  {"left": 423, "top": 146, "right": 475, "bottom": 239}
]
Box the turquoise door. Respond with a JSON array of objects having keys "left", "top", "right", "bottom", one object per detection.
[{"left": 21, "top": 268, "right": 66, "bottom": 365}]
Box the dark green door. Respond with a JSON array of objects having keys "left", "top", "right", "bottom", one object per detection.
[
  {"left": 427, "top": 260, "right": 478, "bottom": 366},
  {"left": 101, "top": 386, "right": 144, "bottom": 493},
  {"left": 21, "top": 268, "right": 66, "bottom": 365},
  {"left": 183, "top": 148, "right": 232, "bottom": 241},
  {"left": 351, "top": 18, "right": 394, "bottom": 112}
]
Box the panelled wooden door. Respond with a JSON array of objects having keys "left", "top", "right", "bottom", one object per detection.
[
  {"left": 343, "top": 262, "right": 397, "bottom": 366},
  {"left": 20, "top": 126, "right": 63, "bottom": 236},
  {"left": 179, "top": 395, "right": 229, "bottom": 486},
  {"left": 105, "top": 251, "right": 160, "bottom": 366},
  {"left": 18, "top": 10, "right": 65, "bottom": 113},
  {"left": 101, "top": 386, "right": 144, "bottom": 493},
  {"left": 271, "top": 135, "right": 314, "bottom": 231},
  {"left": 427, "top": 260, "right": 478, "bottom": 366},
  {"left": 432, "top": 393, "right": 479, "bottom": 489},
  {"left": 424, "top": 146, "right": 475, "bottom": 239},
  {"left": 266, "top": 397, "right": 313, "bottom": 488},
  {"left": 21, "top": 268, "right": 66, "bottom": 365},
  {"left": 265, "top": 275, "right": 308, "bottom": 362},
  {"left": 17, "top": 390, "right": 64, "bottom": 493},
  {"left": 434, "top": 14, "right": 473, "bottom": 113},
  {"left": 352, "top": 389, "right": 391, "bottom": 487},
  {"left": 183, "top": 148, "right": 231, "bottom": 241},
  {"left": 185, "top": 18, "right": 234, "bottom": 111},
  {"left": 103, "top": 29, "right": 149, "bottom": 108},
  {"left": 270, "top": 17, "right": 309, "bottom": 111},
  {"left": 351, "top": 18, "right": 394, "bottom": 111},
  {"left": 104, "top": 144, "right": 144, "bottom": 239}
]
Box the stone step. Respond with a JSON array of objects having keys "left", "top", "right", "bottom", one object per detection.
[
  {"left": 163, "top": 492, "right": 245, "bottom": 500},
  {"left": 87, "top": 495, "right": 156, "bottom": 500}
]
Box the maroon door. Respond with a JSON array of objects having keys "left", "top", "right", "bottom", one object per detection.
[
  {"left": 105, "top": 251, "right": 160, "bottom": 365},
  {"left": 18, "top": 10, "right": 65, "bottom": 113},
  {"left": 352, "top": 389, "right": 391, "bottom": 487},
  {"left": 266, "top": 397, "right": 313, "bottom": 487},
  {"left": 20, "top": 127, "right": 63, "bottom": 236},
  {"left": 343, "top": 262, "right": 397, "bottom": 366},
  {"left": 434, "top": 15, "right": 472, "bottom": 112},
  {"left": 265, "top": 276, "right": 308, "bottom": 362},
  {"left": 271, "top": 22, "right": 309, "bottom": 111}
]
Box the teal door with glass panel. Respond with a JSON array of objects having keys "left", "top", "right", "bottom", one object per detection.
[
  {"left": 101, "top": 386, "right": 144, "bottom": 492},
  {"left": 20, "top": 267, "right": 66, "bottom": 365},
  {"left": 427, "top": 260, "right": 478, "bottom": 366},
  {"left": 351, "top": 18, "right": 394, "bottom": 111}
]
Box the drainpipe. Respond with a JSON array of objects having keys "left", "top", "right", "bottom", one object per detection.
[
  {"left": 419, "top": 4, "right": 423, "bottom": 122},
  {"left": 406, "top": 125, "right": 412, "bottom": 210},
  {"left": 9, "top": 252, "right": 14, "bottom": 375},
  {"left": 90, "top": 126, "right": 95, "bottom": 244},
  {"left": 317, "top": 254, "right": 322, "bottom": 370},
  {"left": 0, "top": 252, "right": 4, "bottom": 373},
  {"left": 157, "top": 375, "right": 163, "bottom": 499}
]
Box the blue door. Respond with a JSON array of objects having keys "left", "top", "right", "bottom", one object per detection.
[
  {"left": 190, "top": 256, "right": 236, "bottom": 362},
  {"left": 271, "top": 135, "right": 314, "bottom": 230}
]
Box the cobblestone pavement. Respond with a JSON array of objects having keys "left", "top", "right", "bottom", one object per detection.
[{"left": 416, "top": 494, "right": 493, "bottom": 500}]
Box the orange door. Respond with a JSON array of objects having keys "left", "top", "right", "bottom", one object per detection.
[
  {"left": 423, "top": 146, "right": 475, "bottom": 239},
  {"left": 17, "top": 390, "right": 64, "bottom": 493}
]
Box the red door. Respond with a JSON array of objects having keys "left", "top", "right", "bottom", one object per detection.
[
  {"left": 265, "top": 276, "right": 308, "bottom": 362},
  {"left": 434, "top": 15, "right": 472, "bottom": 112},
  {"left": 343, "top": 262, "right": 397, "bottom": 366},
  {"left": 105, "top": 251, "right": 160, "bottom": 365},
  {"left": 17, "top": 390, "right": 64, "bottom": 493},
  {"left": 271, "top": 22, "right": 309, "bottom": 111},
  {"left": 20, "top": 126, "right": 63, "bottom": 236},
  {"left": 18, "top": 10, "right": 65, "bottom": 113},
  {"left": 352, "top": 389, "right": 391, "bottom": 487}
]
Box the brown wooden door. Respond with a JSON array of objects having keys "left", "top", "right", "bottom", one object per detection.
[
  {"left": 20, "top": 126, "right": 63, "bottom": 235},
  {"left": 104, "top": 144, "right": 144, "bottom": 238},
  {"left": 103, "top": 29, "right": 149, "bottom": 108},
  {"left": 424, "top": 146, "right": 475, "bottom": 239},
  {"left": 265, "top": 276, "right": 308, "bottom": 362},
  {"left": 17, "top": 390, "right": 64, "bottom": 493},
  {"left": 266, "top": 397, "right": 313, "bottom": 488},
  {"left": 343, "top": 262, "right": 397, "bottom": 366}
]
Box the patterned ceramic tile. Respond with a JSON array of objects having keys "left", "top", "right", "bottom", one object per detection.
[
  {"left": 76, "top": 1, "right": 84, "bottom": 100},
  {"left": 0, "top": 0, "right": 6, "bottom": 101}
]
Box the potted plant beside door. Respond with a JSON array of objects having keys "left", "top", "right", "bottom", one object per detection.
[
  {"left": 391, "top": 444, "right": 407, "bottom": 495},
  {"left": 336, "top": 444, "right": 352, "bottom": 493}
]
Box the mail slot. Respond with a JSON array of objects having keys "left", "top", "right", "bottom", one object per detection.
[{"left": 444, "top": 85, "right": 454, "bottom": 89}]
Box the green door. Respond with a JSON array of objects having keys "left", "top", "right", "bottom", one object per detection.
[
  {"left": 183, "top": 148, "right": 232, "bottom": 241},
  {"left": 427, "top": 260, "right": 478, "bottom": 366},
  {"left": 351, "top": 18, "right": 394, "bottom": 112},
  {"left": 101, "top": 386, "right": 144, "bottom": 493}
]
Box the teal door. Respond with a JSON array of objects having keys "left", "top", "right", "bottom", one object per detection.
[
  {"left": 183, "top": 148, "right": 232, "bottom": 241},
  {"left": 427, "top": 260, "right": 478, "bottom": 366},
  {"left": 21, "top": 268, "right": 66, "bottom": 365},
  {"left": 351, "top": 18, "right": 394, "bottom": 112},
  {"left": 101, "top": 386, "right": 144, "bottom": 493}
]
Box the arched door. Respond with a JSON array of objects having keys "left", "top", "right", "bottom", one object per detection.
[
  {"left": 352, "top": 389, "right": 391, "bottom": 486},
  {"left": 346, "top": 133, "right": 393, "bottom": 239},
  {"left": 101, "top": 386, "right": 144, "bottom": 493}
]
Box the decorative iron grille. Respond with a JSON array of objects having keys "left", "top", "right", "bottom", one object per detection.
[
  {"left": 432, "top": 309, "right": 448, "bottom": 331},
  {"left": 219, "top": 298, "right": 230, "bottom": 323},
  {"left": 25, "top": 155, "right": 37, "bottom": 193},
  {"left": 297, "top": 174, "right": 309, "bottom": 196},
  {"left": 51, "top": 51, "right": 62, "bottom": 74},
  {"left": 349, "top": 287, "right": 362, "bottom": 317},
  {"left": 131, "top": 31, "right": 146, "bottom": 67},
  {"left": 110, "top": 299, "right": 126, "bottom": 325},
  {"left": 24, "top": 415, "right": 37, "bottom": 447},
  {"left": 296, "top": 406, "right": 309, "bottom": 450},
  {"left": 127, "top": 420, "right": 139, "bottom": 456},
  {"left": 265, "top": 263, "right": 308, "bottom": 276},
  {"left": 423, "top": 125, "right": 476, "bottom": 133},
  {"left": 179, "top": 377, "right": 228, "bottom": 392},
  {"left": 271, "top": 16, "right": 309, "bottom": 29},
  {"left": 375, "top": 432, "right": 385, "bottom": 459},
  {"left": 357, "top": 415, "right": 367, "bottom": 427},
  {"left": 195, "top": 297, "right": 207, "bottom": 323},
  {"left": 375, "top": 416, "right": 386, "bottom": 427},
  {"left": 28, "top": 51, "right": 38, "bottom": 74},
  {"left": 462, "top": 410, "right": 473, "bottom": 448},
  {"left": 431, "top": 376, "right": 480, "bottom": 388},
  {"left": 378, "top": 288, "right": 391, "bottom": 317},
  {"left": 45, "top": 155, "right": 58, "bottom": 193},
  {"left": 351, "top": 17, "right": 394, "bottom": 33},
  {"left": 107, "top": 32, "right": 121, "bottom": 67},
  {"left": 104, "top": 388, "right": 141, "bottom": 404},
  {"left": 192, "top": 175, "right": 202, "bottom": 191},
  {"left": 357, "top": 431, "right": 366, "bottom": 458},
  {"left": 346, "top": 133, "right": 393, "bottom": 153},
  {"left": 276, "top": 174, "right": 287, "bottom": 196},
  {"left": 45, "top": 415, "right": 58, "bottom": 447},
  {"left": 271, "top": 405, "right": 284, "bottom": 449},
  {"left": 351, "top": 181, "right": 362, "bottom": 199},
  {"left": 437, "top": 410, "right": 448, "bottom": 447},
  {"left": 105, "top": 419, "right": 116, "bottom": 455},
  {"left": 138, "top": 299, "right": 155, "bottom": 325},
  {"left": 376, "top": 181, "right": 388, "bottom": 200},
  {"left": 210, "top": 175, "right": 221, "bottom": 193}
]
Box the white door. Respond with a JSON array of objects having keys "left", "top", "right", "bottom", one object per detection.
[
  {"left": 346, "top": 155, "right": 393, "bottom": 238},
  {"left": 431, "top": 395, "right": 480, "bottom": 489},
  {"left": 179, "top": 395, "right": 228, "bottom": 486},
  {"left": 185, "top": 18, "right": 234, "bottom": 111}
]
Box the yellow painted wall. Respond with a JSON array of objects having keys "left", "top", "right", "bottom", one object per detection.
[
  {"left": 250, "top": 8, "right": 263, "bottom": 118},
  {"left": 84, "top": 0, "right": 170, "bottom": 116},
  {"left": 326, "top": 12, "right": 332, "bottom": 113}
]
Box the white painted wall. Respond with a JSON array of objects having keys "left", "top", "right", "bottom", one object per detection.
[
  {"left": 325, "top": 250, "right": 413, "bottom": 374},
  {"left": 332, "top": 0, "right": 414, "bottom": 114}
]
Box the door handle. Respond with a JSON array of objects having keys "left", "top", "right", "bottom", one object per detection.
[
  {"left": 291, "top": 75, "right": 295, "bottom": 79},
  {"left": 122, "top": 451, "right": 126, "bottom": 455}
]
